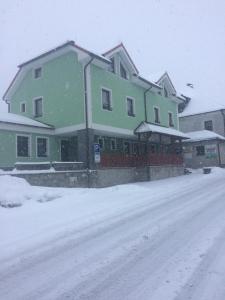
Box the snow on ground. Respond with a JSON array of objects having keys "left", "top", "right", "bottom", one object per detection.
[{"left": 1, "top": 169, "right": 225, "bottom": 299}]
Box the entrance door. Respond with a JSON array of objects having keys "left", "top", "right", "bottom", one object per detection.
[{"left": 61, "top": 140, "right": 70, "bottom": 161}]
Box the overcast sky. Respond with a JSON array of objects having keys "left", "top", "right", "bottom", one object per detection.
[{"left": 1, "top": 0, "right": 225, "bottom": 113}]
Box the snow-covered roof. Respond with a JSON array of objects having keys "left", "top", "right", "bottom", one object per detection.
[
  {"left": 184, "top": 130, "right": 225, "bottom": 142},
  {"left": 0, "top": 113, "right": 53, "bottom": 128},
  {"left": 135, "top": 122, "right": 189, "bottom": 139}
]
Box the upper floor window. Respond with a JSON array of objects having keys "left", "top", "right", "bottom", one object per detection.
[
  {"left": 154, "top": 107, "right": 160, "bottom": 124},
  {"left": 34, "top": 67, "right": 42, "bottom": 79},
  {"left": 120, "top": 63, "right": 127, "bottom": 79},
  {"left": 17, "top": 135, "right": 30, "bottom": 157},
  {"left": 127, "top": 97, "right": 135, "bottom": 117},
  {"left": 34, "top": 97, "right": 43, "bottom": 117},
  {"left": 20, "top": 102, "right": 26, "bottom": 113},
  {"left": 164, "top": 87, "right": 169, "bottom": 98},
  {"left": 110, "top": 57, "right": 115, "bottom": 73},
  {"left": 102, "top": 88, "right": 112, "bottom": 111},
  {"left": 168, "top": 112, "right": 174, "bottom": 127},
  {"left": 204, "top": 120, "right": 213, "bottom": 131},
  {"left": 36, "top": 137, "right": 48, "bottom": 157},
  {"left": 8, "top": 103, "right": 11, "bottom": 113}
]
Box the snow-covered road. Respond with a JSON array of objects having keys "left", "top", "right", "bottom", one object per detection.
[{"left": 1, "top": 169, "right": 225, "bottom": 300}]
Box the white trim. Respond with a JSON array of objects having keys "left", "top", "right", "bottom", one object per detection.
[
  {"left": 33, "top": 66, "right": 43, "bottom": 79},
  {"left": 126, "top": 96, "right": 136, "bottom": 117},
  {"left": 153, "top": 106, "right": 161, "bottom": 124},
  {"left": 20, "top": 101, "right": 26, "bottom": 113},
  {"left": 101, "top": 86, "right": 113, "bottom": 111},
  {"left": 16, "top": 134, "right": 31, "bottom": 158},
  {"left": 0, "top": 122, "right": 54, "bottom": 135},
  {"left": 168, "top": 111, "right": 174, "bottom": 127},
  {"left": 54, "top": 123, "right": 85, "bottom": 135},
  {"left": 92, "top": 123, "right": 134, "bottom": 137},
  {"left": 36, "top": 136, "right": 49, "bottom": 158},
  {"left": 86, "top": 64, "right": 93, "bottom": 127},
  {"left": 33, "top": 96, "right": 43, "bottom": 118}
]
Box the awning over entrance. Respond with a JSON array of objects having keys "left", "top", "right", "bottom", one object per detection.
[{"left": 134, "top": 122, "right": 189, "bottom": 139}]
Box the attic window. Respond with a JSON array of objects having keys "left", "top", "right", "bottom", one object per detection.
[
  {"left": 110, "top": 57, "right": 115, "bottom": 73},
  {"left": 120, "top": 63, "right": 127, "bottom": 79},
  {"left": 34, "top": 67, "right": 42, "bottom": 79},
  {"left": 164, "top": 87, "right": 168, "bottom": 98}
]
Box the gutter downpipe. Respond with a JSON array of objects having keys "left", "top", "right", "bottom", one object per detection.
[
  {"left": 84, "top": 57, "right": 94, "bottom": 187},
  {"left": 144, "top": 85, "right": 153, "bottom": 181}
]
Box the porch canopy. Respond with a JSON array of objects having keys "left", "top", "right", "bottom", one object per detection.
[{"left": 134, "top": 121, "right": 189, "bottom": 140}]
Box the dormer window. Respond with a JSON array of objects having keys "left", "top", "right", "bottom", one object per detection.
[
  {"left": 34, "top": 67, "right": 42, "bottom": 79},
  {"left": 120, "top": 63, "right": 127, "bottom": 79},
  {"left": 164, "top": 87, "right": 168, "bottom": 98},
  {"left": 110, "top": 57, "right": 115, "bottom": 73},
  {"left": 168, "top": 112, "right": 174, "bottom": 127}
]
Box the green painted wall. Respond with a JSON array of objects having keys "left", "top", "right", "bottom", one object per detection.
[
  {"left": 10, "top": 51, "right": 85, "bottom": 128},
  {"left": 91, "top": 64, "right": 178, "bottom": 130},
  {"left": 0, "top": 130, "right": 60, "bottom": 168}
]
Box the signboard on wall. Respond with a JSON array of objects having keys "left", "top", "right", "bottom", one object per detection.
[
  {"left": 94, "top": 143, "right": 101, "bottom": 163},
  {"left": 205, "top": 144, "right": 217, "bottom": 159}
]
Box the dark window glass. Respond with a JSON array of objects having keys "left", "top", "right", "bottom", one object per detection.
[
  {"left": 154, "top": 107, "right": 160, "bottom": 123},
  {"left": 34, "top": 67, "right": 42, "bottom": 79},
  {"left": 150, "top": 144, "right": 156, "bottom": 153},
  {"left": 120, "top": 63, "right": 127, "bottom": 79},
  {"left": 110, "top": 57, "right": 115, "bottom": 73},
  {"left": 21, "top": 103, "right": 26, "bottom": 113},
  {"left": 196, "top": 145, "right": 205, "bottom": 156},
  {"left": 102, "top": 89, "right": 111, "bottom": 110},
  {"left": 37, "top": 138, "right": 48, "bottom": 157},
  {"left": 17, "top": 136, "right": 29, "bottom": 157},
  {"left": 110, "top": 139, "right": 116, "bottom": 150},
  {"left": 124, "top": 142, "right": 130, "bottom": 154},
  {"left": 164, "top": 87, "right": 168, "bottom": 97},
  {"left": 127, "top": 98, "right": 135, "bottom": 116},
  {"left": 169, "top": 112, "right": 174, "bottom": 127},
  {"left": 132, "top": 143, "right": 139, "bottom": 155},
  {"left": 34, "top": 98, "right": 43, "bottom": 117},
  {"left": 98, "top": 138, "right": 104, "bottom": 150},
  {"left": 204, "top": 120, "right": 213, "bottom": 131}
]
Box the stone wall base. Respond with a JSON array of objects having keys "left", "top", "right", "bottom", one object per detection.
[{"left": 3, "top": 165, "right": 184, "bottom": 188}]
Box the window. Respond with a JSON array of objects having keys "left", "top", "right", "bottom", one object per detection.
[
  {"left": 98, "top": 137, "right": 104, "bottom": 150},
  {"left": 164, "top": 87, "right": 168, "bottom": 98},
  {"left": 196, "top": 145, "right": 205, "bottom": 156},
  {"left": 150, "top": 144, "right": 156, "bottom": 153},
  {"left": 110, "top": 138, "right": 116, "bottom": 151},
  {"left": 17, "top": 135, "right": 30, "bottom": 157},
  {"left": 110, "top": 57, "right": 115, "bottom": 73},
  {"left": 34, "top": 98, "right": 43, "bottom": 117},
  {"left": 34, "top": 67, "right": 42, "bottom": 79},
  {"left": 127, "top": 97, "right": 135, "bottom": 117},
  {"left": 20, "top": 102, "right": 26, "bottom": 113},
  {"left": 8, "top": 103, "right": 10, "bottom": 113},
  {"left": 120, "top": 63, "right": 127, "bottom": 79},
  {"left": 132, "top": 143, "right": 139, "bottom": 155},
  {"left": 204, "top": 120, "right": 213, "bottom": 131},
  {"left": 124, "top": 141, "right": 130, "bottom": 154},
  {"left": 168, "top": 112, "right": 174, "bottom": 127},
  {"left": 154, "top": 107, "right": 160, "bottom": 123},
  {"left": 37, "top": 137, "right": 48, "bottom": 157},
  {"left": 102, "top": 89, "right": 112, "bottom": 111}
]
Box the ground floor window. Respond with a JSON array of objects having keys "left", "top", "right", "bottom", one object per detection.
[
  {"left": 196, "top": 145, "right": 205, "bottom": 156},
  {"left": 37, "top": 137, "right": 48, "bottom": 157},
  {"left": 124, "top": 141, "right": 131, "bottom": 154},
  {"left": 98, "top": 137, "right": 105, "bottom": 150},
  {"left": 17, "top": 135, "right": 30, "bottom": 157}
]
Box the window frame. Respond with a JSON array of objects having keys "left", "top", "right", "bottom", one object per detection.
[
  {"left": 196, "top": 145, "right": 205, "bottom": 156},
  {"left": 20, "top": 102, "right": 26, "bottom": 113},
  {"left": 34, "top": 67, "right": 42, "bottom": 79},
  {"left": 110, "top": 138, "right": 117, "bottom": 151},
  {"left": 33, "top": 97, "right": 43, "bottom": 117},
  {"left": 16, "top": 134, "right": 31, "bottom": 158},
  {"left": 36, "top": 136, "right": 49, "bottom": 158},
  {"left": 101, "top": 87, "right": 112, "bottom": 111},
  {"left": 204, "top": 120, "right": 213, "bottom": 131},
  {"left": 126, "top": 97, "right": 135, "bottom": 117},
  {"left": 153, "top": 106, "right": 160, "bottom": 124}
]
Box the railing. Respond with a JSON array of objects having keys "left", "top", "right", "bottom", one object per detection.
[{"left": 101, "top": 153, "right": 183, "bottom": 168}]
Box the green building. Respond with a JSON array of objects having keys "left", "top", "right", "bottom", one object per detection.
[{"left": 1, "top": 41, "right": 187, "bottom": 172}]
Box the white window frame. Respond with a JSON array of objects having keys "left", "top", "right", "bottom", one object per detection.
[
  {"left": 153, "top": 106, "right": 160, "bottom": 124},
  {"left": 168, "top": 111, "right": 174, "bottom": 127},
  {"left": 16, "top": 134, "right": 31, "bottom": 158},
  {"left": 33, "top": 96, "right": 43, "bottom": 117},
  {"left": 98, "top": 137, "right": 105, "bottom": 150},
  {"left": 110, "top": 138, "right": 117, "bottom": 151},
  {"left": 126, "top": 96, "right": 135, "bottom": 117},
  {"left": 36, "top": 136, "right": 49, "bottom": 158},
  {"left": 101, "top": 87, "right": 113, "bottom": 111},
  {"left": 20, "top": 102, "right": 26, "bottom": 113},
  {"left": 33, "top": 67, "right": 42, "bottom": 79}
]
